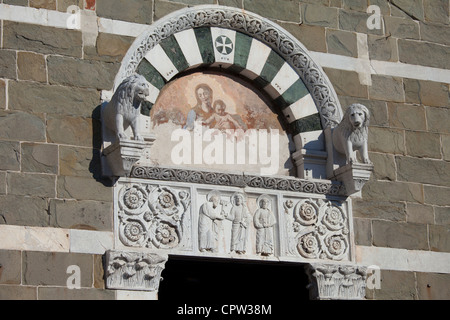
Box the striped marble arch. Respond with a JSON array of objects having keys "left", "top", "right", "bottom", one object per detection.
[{"left": 114, "top": 5, "right": 343, "bottom": 159}]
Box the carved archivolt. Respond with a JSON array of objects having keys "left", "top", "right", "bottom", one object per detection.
[{"left": 115, "top": 5, "right": 342, "bottom": 129}]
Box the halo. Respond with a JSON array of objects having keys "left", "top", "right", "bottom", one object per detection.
[
  {"left": 256, "top": 195, "right": 272, "bottom": 208},
  {"left": 231, "top": 192, "right": 246, "bottom": 206},
  {"left": 206, "top": 190, "right": 221, "bottom": 202}
]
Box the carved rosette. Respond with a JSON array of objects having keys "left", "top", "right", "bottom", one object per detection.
[
  {"left": 306, "top": 264, "right": 368, "bottom": 300},
  {"left": 105, "top": 250, "right": 168, "bottom": 292},
  {"left": 285, "top": 199, "right": 350, "bottom": 261},
  {"left": 118, "top": 183, "right": 191, "bottom": 250}
]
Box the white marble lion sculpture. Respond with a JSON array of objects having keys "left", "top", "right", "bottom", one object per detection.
[
  {"left": 332, "top": 103, "right": 371, "bottom": 165},
  {"left": 103, "top": 74, "right": 150, "bottom": 142}
]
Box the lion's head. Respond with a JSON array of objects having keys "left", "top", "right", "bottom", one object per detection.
[
  {"left": 114, "top": 74, "right": 150, "bottom": 110},
  {"left": 341, "top": 103, "right": 370, "bottom": 139}
]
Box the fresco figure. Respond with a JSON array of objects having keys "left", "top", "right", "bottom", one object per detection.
[
  {"left": 184, "top": 84, "right": 214, "bottom": 130},
  {"left": 204, "top": 99, "right": 243, "bottom": 130}
]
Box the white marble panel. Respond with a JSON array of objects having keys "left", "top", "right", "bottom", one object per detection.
[
  {"left": 210, "top": 27, "right": 236, "bottom": 67},
  {"left": 174, "top": 29, "right": 204, "bottom": 68},
  {"left": 282, "top": 94, "right": 317, "bottom": 124},
  {"left": 241, "top": 38, "right": 272, "bottom": 80},
  {"left": 144, "top": 44, "right": 178, "bottom": 81}
]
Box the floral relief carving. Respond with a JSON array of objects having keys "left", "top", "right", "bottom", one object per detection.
[
  {"left": 285, "top": 199, "right": 350, "bottom": 261},
  {"left": 118, "top": 183, "right": 191, "bottom": 250}
]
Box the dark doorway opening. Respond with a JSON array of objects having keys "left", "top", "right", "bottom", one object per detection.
[{"left": 158, "top": 256, "right": 310, "bottom": 302}]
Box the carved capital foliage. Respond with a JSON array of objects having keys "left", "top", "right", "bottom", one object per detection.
[
  {"left": 105, "top": 250, "right": 168, "bottom": 291},
  {"left": 306, "top": 264, "right": 368, "bottom": 300}
]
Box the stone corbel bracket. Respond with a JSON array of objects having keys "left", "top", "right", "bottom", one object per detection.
[
  {"left": 105, "top": 250, "right": 168, "bottom": 292},
  {"left": 102, "top": 137, "right": 155, "bottom": 177},
  {"left": 305, "top": 263, "right": 368, "bottom": 300}
]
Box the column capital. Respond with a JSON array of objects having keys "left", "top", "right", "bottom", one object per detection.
[
  {"left": 105, "top": 250, "right": 168, "bottom": 292},
  {"left": 305, "top": 263, "right": 368, "bottom": 300}
]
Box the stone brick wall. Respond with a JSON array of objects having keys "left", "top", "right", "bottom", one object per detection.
[{"left": 0, "top": 0, "right": 449, "bottom": 300}]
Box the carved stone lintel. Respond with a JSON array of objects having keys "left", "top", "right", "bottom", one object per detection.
[
  {"left": 305, "top": 263, "right": 368, "bottom": 300},
  {"left": 105, "top": 250, "right": 168, "bottom": 292},
  {"left": 102, "top": 138, "right": 155, "bottom": 177},
  {"left": 334, "top": 163, "right": 374, "bottom": 196}
]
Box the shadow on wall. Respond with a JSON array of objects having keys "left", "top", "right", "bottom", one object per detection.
[{"left": 91, "top": 104, "right": 113, "bottom": 187}]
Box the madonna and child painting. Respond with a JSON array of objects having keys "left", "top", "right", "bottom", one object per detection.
[{"left": 148, "top": 72, "right": 294, "bottom": 176}]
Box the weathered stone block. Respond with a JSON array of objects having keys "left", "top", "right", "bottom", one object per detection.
[
  {"left": 362, "top": 180, "right": 424, "bottom": 204},
  {"left": 22, "top": 251, "right": 93, "bottom": 287},
  {"left": 0, "top": 172, "right": 6, "bottom": 195},
  {"left": 47, "top": 56, "right": 119, "bottom": 90},
  {"left": 21, "top": 143, "right": 58, "bottom": 174},
  {"left": 396, "top": 156, "right": 450, "bottom": 187},
  {"left": 443, "top": 135, "right": 450, "bottom": 161},
  {"left": 367, "top": 152, "right": 396, "bottom": 181},
  {"left": 398, "top": 39, "right": 450, "bottom": 70},
  {"left": 352, "top": 218, "right": 371, "bottom": 246},
  {"left": 420, "top": 22, "right": 450, "bottom": 46},
  {"left": 406, "top": 203, "right": 434, "bottom": 224},
  {"left": 0, "top": 195, "right": 49, "bottom": 227},
  {"left": 46, "top": 115, "right": 94, "bottom": 147},
  {"left": 384, "top": 16, "right": 420, "bottom": 40},
  {"left": 86, "top": 33, "right": 135, "bottom": 63},
  {"left": 57, "top": 176, "right": 113, "bottom": 202},
  {"left": 326, "top": 29, "right": 358, "bottom": 57},
  {"left": 405, "top": 131, "right": 441, "bottom": 159},
  {"left": 339, "top": 9, "right": 384, "bottom": 35},
  {"left": 60, "top": 146, "right": 101, "bottom": 178},
  {"left": 301, "top": 3, "right": 338, "bottom": 28},
  {"left": 371, "top": 270, "right": 417, "bottom": 300},
  {"left": 404, "top": 78, "right": 449, "bottom": 107},
  {"left": 368, "top": 127, "right": 405, "bottom": 154},
  {"left": 390, "top": 0, "right": 424, "bottom": 21},
  {"left": 324, "top": 68, "right": 368, "bottom": 98},
  {"left": 57, "top": 0, "right": 84, "bottom": 12},
  {"left": 353, "top": 198, "right": 406, "bottom": 221},
  {"left": 0, "top": 285, "right": 37, "bottom": 300},
  {"left": 423, "top": 0, "right": 449, "bottom": 25},
  {"left": 369, "top": 75, "right": 404, "bottom": 102},
  {"left": 7, "top": 172, "right": 56, "bottom": 198},
  {"left": 3, "top": 21, "right": 82, "bottom": 58},
  {"left": 0, "top": 141, "right": 20, "bottom": 171},
  {"left": 30, "top": 0, "right": 56, "bottom": 10},
  {"left": 0, "top": 50, "right": 17, "bottom": 80},
  {"left": 435, "top": 206, "right": 450, "bottom": 225},
  {"left": 3, "top": 0, "right": 29, "bottom": 6},
  {"left": 154, "top": 0, "right": 187, "bottom": 22},
  {"left": 279, "top": 23, "right": 327, "bottom": 53},
  {"left": 424, "top": 185, "right": 450, "bottom": 206},
  {"left": 368, "top": 35, "right": 399, "bottom": 62},
  {"left": 38, "top": 287, "right": 115, "bottom": 300},
  {"left": 96, "top": 0, "right": 153, "bottom": 24},
  {"left": 426, "top": 107, "right": 450, "bottom": 134},
  {"left": 0, "top": 111, "right": 46, "bottom": 142},
  {"left": 245, "top": 0, "right": 300, "bottom": 22},
  {"left": 429, "top": 225, "right": 450, "bottom": 252},
  {"left": 416, "top": 273, "right": 450, "bottom": 300},
  {"left": 218, "top": 0, "right": 243, "bottom": 8},
  {"left": 17, "top": 52, "right": 47, "bottom": 83},
  {"left": 0, "top": 250, "right": 22, "bottom": 285},
  {"left": 387, "top": 102, "right": 426, "bottom": 131},
  {"left": 49, "top": 199, "right": 113, "bottom": 231},
  {"left": 9, "top": 81, "right": 100, "bottom": 117},
  {"left": 372, "top": 220, "right": 429, "bottom": 250}
]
